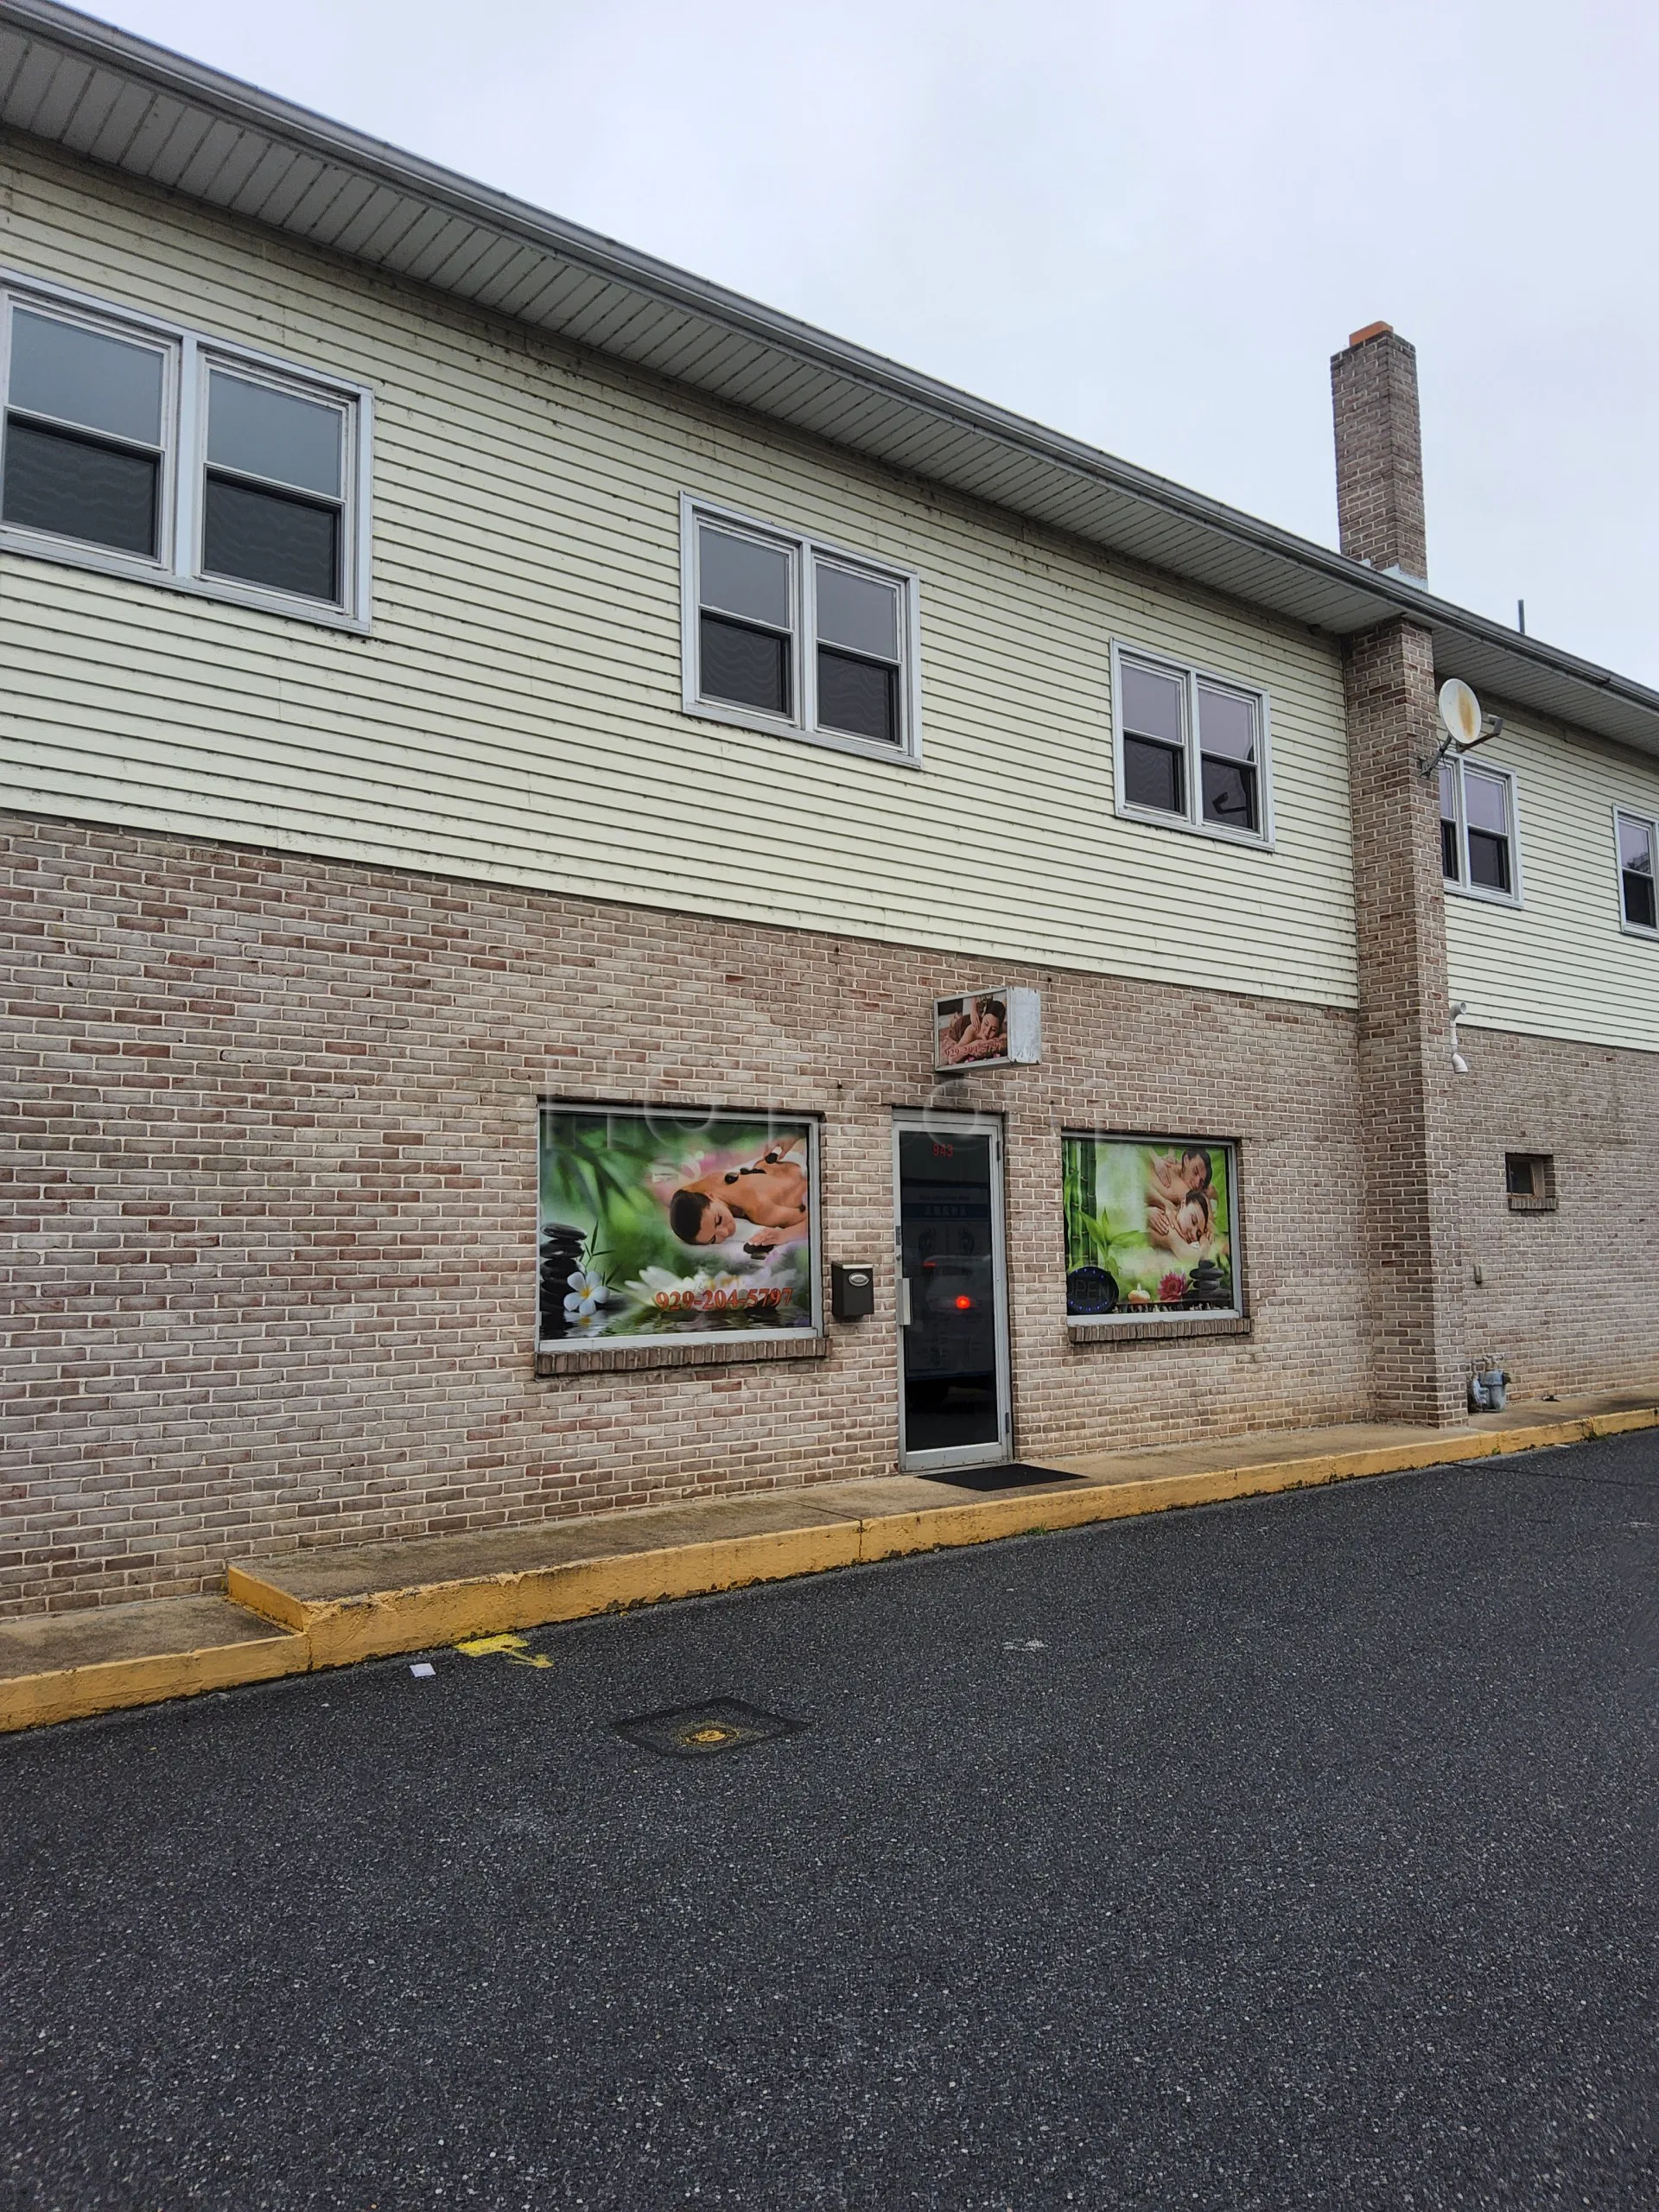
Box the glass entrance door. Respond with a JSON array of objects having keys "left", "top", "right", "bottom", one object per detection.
[{"left": 893, "top": 1115, "right": 1011, "bottom": 1471}]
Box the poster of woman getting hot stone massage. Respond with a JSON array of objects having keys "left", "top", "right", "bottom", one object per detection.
[{"left": 537, "top": 1108, "right": 819, "bottom": 1342}]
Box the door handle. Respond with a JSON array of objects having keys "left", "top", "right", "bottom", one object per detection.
[{"left": 899, "top": 1276, "right": 913, "bottom": 1327}]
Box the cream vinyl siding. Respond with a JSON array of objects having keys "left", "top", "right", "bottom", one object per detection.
[
  {"left": 1445, "top": 711, "right": 1659, "bottom": 1051},
  {"left": 0, "top": 143, "right": 1357, "bottom": 1008}
]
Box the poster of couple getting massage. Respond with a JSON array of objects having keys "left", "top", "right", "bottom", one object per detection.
[
  {"left": 1063, "top": 1135, "right": 1237, "bottom": 1316},
  {"left": 538, "top": 1108, "right": 818, "bottom": 1341}
]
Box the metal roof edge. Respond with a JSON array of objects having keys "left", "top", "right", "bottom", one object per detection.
[
  {"left": 1371, "top": 580, "right": 1659, "bottom": 725},
  {"left": 4, "top": 0, "right": 1658, "bottom": 754}
]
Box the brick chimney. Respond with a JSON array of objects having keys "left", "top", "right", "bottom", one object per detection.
[
  {"left": 1333, "top": 319, "right": 1468, "bottom": 1424},
  {"left": 1332, "top": 321, "right": 1427, "bottom": 582}
]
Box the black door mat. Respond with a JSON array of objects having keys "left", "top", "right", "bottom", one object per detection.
[
  {"left": 613, "top": 1697, "right": 804, "bottom": 1758},
  {"left": 916, "top": 1462, "right": 1086, "bottom": 1493}
]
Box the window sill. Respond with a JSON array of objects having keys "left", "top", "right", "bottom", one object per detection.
[
  {"left": 1114, "top": 803, "right": 1274, "bottom": 855},
  {"left": 0, "top": 530, "right": 370, "bottom": 633},
  {"left": 1506, "top": 1195, "right": 1559, "bottom": 1214},
  {"left": 1444, "top": 879, "right": 1522, "bottom": 910},
  {"left": 537, "top": 1332, "right": 830, "bottom": 1376},
  {"left": 1067, "top": 1312, "right": 1251, "bottom": 1345},
  {"left": 681, "top": 696, "right": 922, "bottom": 768}
]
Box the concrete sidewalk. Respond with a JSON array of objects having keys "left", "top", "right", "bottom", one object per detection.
[{"left": 5, "top": 1389, "right": 1656, "bottom": 1732}]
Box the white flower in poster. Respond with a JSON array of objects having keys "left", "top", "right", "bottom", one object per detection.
[
  {"left": 626, "top": 1265, "right": 705, "bottom": 1302},
  {"left": 563, "top": 1268, "right": 612, "bottom": 1322}
]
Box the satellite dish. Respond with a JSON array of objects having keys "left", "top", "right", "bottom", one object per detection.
[{"left": 1438, "top": 677, "right": 1484, "bottom": 750}]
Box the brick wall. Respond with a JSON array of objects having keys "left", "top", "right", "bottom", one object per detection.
[
  {"left": 1452, "top": 1024, "right": 1659, "bottom": 1399},
  {"left": 3, "top": 810, "right": 1375, "bottom": 1615},
  {"left": 7, "top": 810, "right": 1652, "bottom": 1616}
]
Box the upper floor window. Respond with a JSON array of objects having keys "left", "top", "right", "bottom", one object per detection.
[
  {"left": 1111, "top": 645, "right": 1272, "bottom": 847},
  {"left": 1617, "top": 809, "right": 1657, "bottom": 934},
  {"left": 3, "top": 306, "right": 169, "bottom": 557},
  {"left": 1440, "top": 758, "right": 1520, "bottom": 903},
  {"left": 680, "top": 495, "right": 919, "bottom": 764},
  {"left": 0, "top": 275, "right": 370, "bottom": 627},
  {"left": 203, "top": 368, "right": 351, "bottom": 604}
]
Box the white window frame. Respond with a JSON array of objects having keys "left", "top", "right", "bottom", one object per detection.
[
  {"left": 0, "top": 267, "right": 372, "bottom": 632},
  {"left": 1440, "top": 755, "right": 1524, "bottom": 907},
  {"left": 1109, "top": 640, "right": 1275, "bottom": 850},
  {"left": 680, "top": 493, "right": 922, "bottom": 766},
  {"left": 1614, "top": 805, "right": 1659, "bottom": 940}
]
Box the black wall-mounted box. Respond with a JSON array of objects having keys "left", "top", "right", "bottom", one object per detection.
[{"left": 830, "top": 1263, "right": 875, "bottom": 1320}]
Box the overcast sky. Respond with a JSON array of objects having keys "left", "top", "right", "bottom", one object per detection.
[{"left": 96, "top": 0, "right": 1659, "bottom": 685}]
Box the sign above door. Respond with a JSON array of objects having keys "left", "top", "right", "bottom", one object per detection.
[{"left": 933, "top": 986, "right": 1040, "bottom": 1071}]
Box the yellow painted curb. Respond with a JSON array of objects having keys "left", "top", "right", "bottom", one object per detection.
[
  {"left": 0, "top": 1629, "right": 308, "bottom": 1734},
  {"left": 7, "top": 1402, "right": 1654, "bottom": 1731},
  {"left": 229, "top": 1520, "right": 867, "bottom": 1668},
  {"left": 860, "top": 1409, "right": 1659, "bottom": 1560},
  {"left": 221, "top": 1571, "right": 310, "bottom": 1634},
  {"left": 1584, "top": 1408, "right": 1659, "bottom": 1439},
  {"left": 224, "top": 1404, "right": 1659, "bottom": 1665}
]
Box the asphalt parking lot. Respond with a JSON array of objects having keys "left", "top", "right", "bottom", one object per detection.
[{"left": 2, "top": 1432, "right": 1656, "bottom": 2212}]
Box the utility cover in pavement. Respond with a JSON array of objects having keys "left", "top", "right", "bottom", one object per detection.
[
  {"left": 917, "top": 1462, "right": 1085, "bottom": 1493},
  {"left": 613, "top": 1697, "right": 803, "bottom": 1758}
]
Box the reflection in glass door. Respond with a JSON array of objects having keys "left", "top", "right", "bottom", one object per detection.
[{"left": 893, "top": 1116, "right": 1011, "bottom": 1470}]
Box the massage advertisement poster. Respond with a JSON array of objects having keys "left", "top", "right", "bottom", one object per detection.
[
  {"left": 936, "top": 992, "right": 1011, "bottom": 1067},
  {"left": 538, "top": 1109, "right": 819, "bottom": 1342},
  {"left": 933, "top": 986, "right": 1041, "bottom": 1070},
  {"left": 1062, "top": 1135, "right": 1238, "bottom": 1317}
]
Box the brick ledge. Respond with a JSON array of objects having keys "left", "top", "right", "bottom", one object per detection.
[
  {"left": 537, "top": 1332, "right": 831, "bottom": 1376},
  {"left": 1067, "top": 1313, "right": 1252, "bottom": 1346}
]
